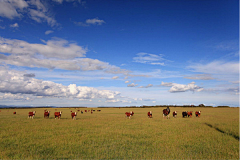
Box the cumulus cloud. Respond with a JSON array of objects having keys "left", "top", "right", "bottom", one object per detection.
[
  {"left": 45, "top": 30, "right": 53, "bottom": 35},
  {"left": 0, "top": 0, "right": 28, "bottom": 19},
  {"left": 0, "top": 93, "right": 32, "bottom": 101},
  {"left": 23, "top": 73, "right": 35, "bottom": 77},
  {"left": 75, "top": 17, "right": 105, "bottom": 26},
  {"left": 125, "top": 81, "right": 130, "bottom": 83},
  {"left": 161, "top": 81, "right": 203, "bottom": 93},
  {"left": 0, "top": 66, "right": 121, "bottom": 100},
  {"left": 112, "top": 76, "right": 119, "bottom": 79},
  {"left": 127, "top": 83, "right": 138, "bottom": 87},
  {"left": 0, "top": 0, "right": 58, "bottom": 27},
  {"left": 184, "top": 74, "right": 215, "bottom": 80},
  {"left": 10, "top": 23, "right": 19, "bottom": 28},
  {"left": 0, "top": 37, "right": 137, "bottom": 77},
  {"left": 139, "top": 84, "right": 153, "bottom": 88},
  {"left": 187, "top": 61, "right": 239, "bottom": 75},
  {"left": 133, "top": 53, "right": 166, "bottom": 65},
  {"left": 161, "top": 81, "right": 175, "bottom": 87},
  {"left": 0, "top": 37, "right": 87, "bottom": 59},
  {"left": 86, "top": 18, "right": 105, "bottom": 25},
  {"left": 169, "top": 82, "right": 203, "bottom": 93}
]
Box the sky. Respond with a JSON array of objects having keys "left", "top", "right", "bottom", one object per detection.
[{"left": 0, "top": 0, "right": 239, "bottom": 107}]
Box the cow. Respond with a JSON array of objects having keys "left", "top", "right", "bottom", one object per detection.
[
  {"left": 195, "top": 111, "right": 201, "bottom": 117},
  {"left": 28, "top": 111, "right": 36, "bottom": 119},
  {"left": 85, "top": 110, "right": 87, "bottom": 113},
  {"left": 81, "top": 110, "right": 83, "bottom": 114},
  {"left": 187, "top": 111, "right": 193, "bottom": 118},
  {"left": 44, "top": 110, "right": 50, "bottom": 118},
  {"left": 173, "top": 111, "right": 177, "bottom": 118},
  {"left": 163, "top": 107, "right": 170, "bottom": 119},
  {"left": 97, "top": 110, "right": 101, "bottom": 112},
  {"left": 182, "top": 111, "right": 188, "bottom": 118},
  {"left": 54, "top": 111, "right": 62, "bottom": 119},
  {"left": 147, "top": 111, "right": 152, "bottom": 118},
  {"left": 125, "top": 111, "right": 134, "bottom": 119},
  {"left": 13, "top": 112, "right": 16, "bottom": 114},
  {"left": 71, "top": 111, "right": 77, "bottom": 120}
]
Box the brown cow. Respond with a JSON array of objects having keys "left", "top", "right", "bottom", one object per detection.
[
  {"left": 44, "top": 110, "right": 50, "bottom": 118},
  {"left": 163, "top": 107, "right": 170, "bottom": 119},
  {"left": 147, "top": 111, "right": 152, "bottom": 118},
  {"left": 187, "top": 111, "right": 193, "bottom": 118},
  {"left": 125, "top": 111, "right": 134, "bottom": 119},
  {"left": 54, "top": 111, "right": 62, "bottom": 119},
  {"left": 173, "top": 111, "right": 177, "bottom": 118},
  {"left": 71, "top": 111, "right": 77, "bottom": 120},
  {"left": 28, "top": 111, "right": 36, "bottom": 119},
  {"left": 13, "top": 112, "right": 16, "bottom": 114},
  {"left": 195, "top": 111, "right": 201, "bottom": 117}
]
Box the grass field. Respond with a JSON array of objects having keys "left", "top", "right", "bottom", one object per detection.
[{"left": 0, "top": 107, "right": 239, "bottom": 159}]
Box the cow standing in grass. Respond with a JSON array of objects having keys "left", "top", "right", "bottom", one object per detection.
[
  {"left": 28, "top": 111, "right": 36, "bottom": 119},
  {"left": 195, "top": 111, "right": 201, "bottom": 117},
  {"left": 147, "top": 111, "right": 152, "bottom": 118},
  {"left": 173, "top": 111, "right": 177, "bottom": 118},
  {"left": 71, "top": 111, "right": 77, "bottom": 120},
  {"left": 163, "top": 107, "right": 170, "bottom": 119},
  {"left": 125, "top": 111, "right": 134, "bottom": 119},
  {"left": 182, "top": 111, "right": 187, "bottom": 118},
  {"left": 44, "top": 110, "right": 50, "bottom": 118},
  {"left": 187, "top": 111, "right": 193, "bottom": 118},
  {"left": 54, "top": 111, "right": 62, "bottom": 119}
]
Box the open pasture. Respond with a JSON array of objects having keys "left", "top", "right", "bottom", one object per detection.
[{"left": 0, "top": 107, "right": 239, "bottom": 159}]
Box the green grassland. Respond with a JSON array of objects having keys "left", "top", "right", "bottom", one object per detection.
[{"left": 0, "top": 107, "right": 239, "bottom": 159}]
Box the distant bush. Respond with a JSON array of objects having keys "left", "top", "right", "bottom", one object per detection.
[{"left": 217, "top": 106, "right": 230, "bottom": 108}]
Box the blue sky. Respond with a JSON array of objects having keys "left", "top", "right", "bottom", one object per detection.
[{"left": 0, "top": 0, "right": 238, "bottom": 107}]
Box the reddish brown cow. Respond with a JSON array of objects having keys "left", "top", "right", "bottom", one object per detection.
[
  {"left": 147, "top": 111, "right": 152, "bottom": 118},
  {"left": 13, "top": 112, "right": 16, "bottom": 114},
  {"left": 187, "top": 111, "right": 193, "bottom": 118},
  {"left": 163, "top": 108, "right": 170, "bottom": 119},
  {"left": 125, "top": 111, "right": 134, "bottom": 119},
  {"left": 195, "top": 111, "right": 201, "bottom": 117},
  {"left": 173, "top": 111, "right": 177, "bottom": 118},
  {"left": 71, "top": 112, "right": 77, "bottom": 120},
  {"left": 28, "top": 111, "right": 36, "bottom": 119},
  {"left": 44, "top": 110, "right": 50, "bottom": 118},
  {"left": 54, "top": 111, "right": 62, "bottom": 119}
]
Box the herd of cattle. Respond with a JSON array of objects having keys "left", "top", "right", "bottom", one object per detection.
[
  {"left": 124, "top": 110, "right": 201, "bottom": 119},
  {"left": 16, "top": 109, "right": 201, "bottom": 120}
]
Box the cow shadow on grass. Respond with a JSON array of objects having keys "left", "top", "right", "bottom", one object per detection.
[{"left": 204, "top": 123, "right": 239, "bottom": 141}]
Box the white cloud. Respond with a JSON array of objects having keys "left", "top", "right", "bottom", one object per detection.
[
  {"left": 112, "top": 76, "right": 119, "bottom": 79},
  {"left": 75, "top": 17, "right": 105, "bottom": 26},
  {"left": 188, "top": 61, "right": 239, "bottom": 75},
  {"left": 161, "top": 81, "right": 175, "bottom": 87},
  {"left": 28, "top": 9, "right": 58, "bottom": 27},
  {"left": 0, "top": 37, "right": 87, "bottom": 59},
  {"left": 0, "top": 0, "right": 28, "bottom": 19},
  {"left": 168, "top": 82, "right": 203, "bottom": 93},
  {"left": 125, "top": 81, "right": 130, "bottom": 83},
  {"left": 45, "top": 30, "right": 54, "bottom": 35},
  {"left": 161, "top": 81, "right": 203, "bottom": 93},
  {"left": 0, "top": 66, "right": 121, "bottom": 100},
  {"left": 139, "top": 84, "right": 153, "bottom": 88},
  {"left": 0, "top": 0, "right": 58, "bottom": 27},
  {"left": 0, "top": 93, "right": 33, "bottom": 101},
  {"left": 184, "top": 74, "right": 215, "bottom": 80},
  {"left": 127, "top": 83, "right": 138, "bottom": 87},
  {"left": 86, "top": 17, "right": 105, "bottom": 25},
  {"left": 10, "top": 23, "right": 19, "bottom": 28},
  {"left": 133, "top": 53, "right": 166, "bottom": 65}
]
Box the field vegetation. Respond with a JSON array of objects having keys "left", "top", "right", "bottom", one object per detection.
[{"left": 0, "top": 107, "right": 239, "bottom": 159}]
